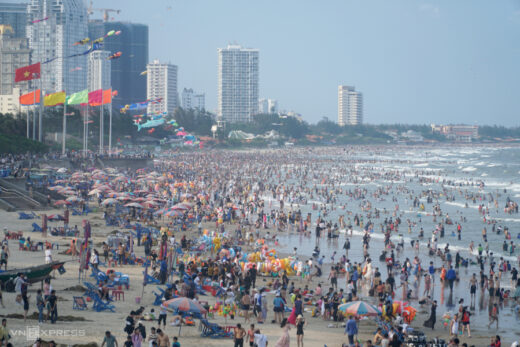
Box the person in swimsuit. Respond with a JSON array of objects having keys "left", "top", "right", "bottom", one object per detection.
[
  {"left": 296, "top": 315, "right": 306, "bottom": 347},
  {"left": 469, "top": 273, "right": 478, "bottom": 306}
]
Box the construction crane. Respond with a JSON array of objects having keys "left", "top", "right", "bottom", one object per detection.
[{"left": 87, "top": 0, "right": 121, "bottom": 22}]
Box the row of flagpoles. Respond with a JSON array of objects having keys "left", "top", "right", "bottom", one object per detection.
[
  {"left": 13, "top": 28, "right": 122, "bottom": 156},
  {"left": 18, "top": 85, "right": 116, "bottom": 155}
]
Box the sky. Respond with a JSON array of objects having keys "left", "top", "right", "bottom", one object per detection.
[{"left": 92, "top": 0, "right": 520, "bottom": 126}]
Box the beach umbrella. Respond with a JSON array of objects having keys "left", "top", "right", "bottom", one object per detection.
[
  {"left": 101, "top": 198, "right": 118, "bottom": 206},
  {"left": 125, "top": 202, "right": 143, "bottom": 208},
  {"left": 162, "top": 297, "right": 206, "bottom": 335},
  {"left": 54, "top": 200, "right": 71, "bottom": 206},
  {"left": 154, "top": 207, "right": 167, "bottom": 216},
  {"left": 88, "top": 189, "right": 101, "bottom": 195},
  {"left": 338, "top": 301, "right": 381, "bottom": 317},
  {"left": 66, "top": 196, "right": 82, "bottom": 203},
  {"left": 162, "top": 297, "right": 206, "bottom": 314},
  {"left": 48, "top": 185, "right": 63, "bottom": 191},
  {"left": 143, "top": 200, "right": 159, "bottom": 207},
  {"left": 47, "top": 214, "right": 65, "bottom": 221},
  {"left": 165, "top": 210, "right": 183, "bottom": 218},
  {"left": 172, "top": 205, "right": 189, "bottom": 211}
]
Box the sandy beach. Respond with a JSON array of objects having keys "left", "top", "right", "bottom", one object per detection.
[{"left": 0, "top": 207, "right": 512, "bottom": 347}]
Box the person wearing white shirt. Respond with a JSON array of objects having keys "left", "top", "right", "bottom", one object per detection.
[
  {"left": 254, "top": 329, "right": 268, "bottom": 347},
  {"left": 45, "top": 247, "right": 52, "bottom": 264}
]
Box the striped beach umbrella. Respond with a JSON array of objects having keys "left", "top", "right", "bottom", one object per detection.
[
  {"left": 338, "top": 301, "right": 381, "bottom": 316},
  {"left": 162, "top": 297, "right": 207, "bottom": 315}
]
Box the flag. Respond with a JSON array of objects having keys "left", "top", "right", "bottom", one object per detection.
[
  {"left": 19, "top": 90, "right": 41, "bottom": 105},
  {"left": 15, "top": 63, "right": 41, "bottom": 82},
  {"left": 88, "top": 89, "right": 102, "bottom": 106},
  {"left": 89, "top": 89, "right": 113, "bottom": 106},
  {"left": 66, "top": 89, "right": 88, "bottom": 105},
  {"left": 44, "top": 91, "right": 66, "bottom": 107}
]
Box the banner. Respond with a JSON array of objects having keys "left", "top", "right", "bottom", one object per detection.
[
  {"left": 44, "top": 91, "right": 66, "bottom": 107},
  {"left": 88, "top": 89, "right": 102, "bottom": 106},
  {"left": 19, "top": 89, "right": 41, "bottom": 105},
  {"left": 15, "top": 63, "right": 41, "bottom": 82},
  {"left": 66, "top": 89, "right": 88, "bottom": 105}
]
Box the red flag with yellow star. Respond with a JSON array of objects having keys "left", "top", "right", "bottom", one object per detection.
[{"left": 15, "top": 63, "right": 40, "bottom": 83}]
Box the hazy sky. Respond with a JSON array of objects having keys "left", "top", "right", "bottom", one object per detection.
[{"left": 92, "top": 0, "right": 520, "bottom": 125}]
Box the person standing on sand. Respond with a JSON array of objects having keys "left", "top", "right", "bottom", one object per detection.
[
  {"left": 275, "top": 318, "right": 290, "bottom": 347},
  {"left": 48, "top": 290, "right": 58, "bottom": 324},
  {"left": 156, "top": 329, "right": 169, "bottom": 347},
  {"left": 329, "top": 267, "right": 338, "bottom": 291},
  {"left": 295, "top": 314, "right": 306, "bottom": 347},
  {"left": 234, "top": 323, "right": 246, "bottom": 347},
  {"left": 423, "top": 300, "right": 437, "bottom": 330},
  {"left": 101, "top": 331, "right": 118, "bottom": 347},
  {"left": 345, "top": 316, "right": 358, "bottom": 347}
]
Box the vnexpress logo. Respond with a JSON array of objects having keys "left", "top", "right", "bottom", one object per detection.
[
  {"left": 10, "top": 326, "right": 86, "bottom": 341},
  {"left": 26, "top": 325, "right": 41, "bottom": 340}
]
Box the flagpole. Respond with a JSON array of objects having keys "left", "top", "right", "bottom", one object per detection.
[
  {"left": 108, "top": 96, "right": 112, "bottom": 155},
  {"left": 39, "top": 17, "right": 46, "bottom": 143},
  {"left": 86, "top": 102, "right": 89, "bottom": 157},
  {"left": 32, "top": 91, "right": 36, "bottom": 140},
  {"left": 26, "top": 109, "right": 29, "bottom": 138},
  {"left": 99, "top": 89, "right": 104, "bottom": 154},
  {"left": 26, "top": 82, "right": 29, "bottom": 138},
  {"left": 62, "top": 102, "right": 66, "bottom": 155},
  {"left": 82, "top": 104, "right": 86, "bottom": 157},
  {"left": 38, "top": 82, "right": 42, "bottom": 142}
]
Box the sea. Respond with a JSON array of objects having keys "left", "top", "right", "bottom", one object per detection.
[{"left": 266, "top": 145, "right": 520, "bottom": 342}]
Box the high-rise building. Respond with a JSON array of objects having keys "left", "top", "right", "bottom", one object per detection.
[
  {"left": 146, "top": 60, "right": 177, "bottom": 115},
  {"left": 26, "top": 0, "right": 88, "bottom": 94},
  {"left": 0, "top": 2, "right": 28, "bottom": 38},
  {"left": 258, "top": 98, "right": 278, "bottom": 114},
  {"left": 338, "top": 85, "right": 363, "bottom": 125},
  {"left": 88, "top": 20, "right": 148, "bottom": 107},
  {"left": 268, "top": 99, "right": 278, "bottom": 114},
  {"left": 182, "top": 87, "right": 205, "bottom": 110},
  {"left": 0, "top": 86, "right": 21, "bottom": 114},
  {"left": 258, "top": 98, "right": 267, "bottom": 114},
  {"left": 193, "top": 93, "right": 205, "bottom": 110},
  {"left": 87, "top": 50, "right": 110, "bottom": 91},
  {"left": 181, "top": 88, "right": 193, "bottom": 109},
  {"left": 217, "top": 44, "right": 259, "bottom": 123},
  {"left": 0, "top": 25, "right": 31, "bottom": 95}
]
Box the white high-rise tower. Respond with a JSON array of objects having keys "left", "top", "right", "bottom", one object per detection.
[
  {"left": 338, "top": 85, "right": 363, "bottom": 126},
  {"left": 87, "top": 50, "right": 111, "bottom": 91},
  {"left": 146, "top": 60, "right": 178, "bottom": 115},
  {"left": 217, "top": 44, "right": 259, "bottom": 123},
  {"left": 26, "top": 0, "right": 88, "bottom": 93}
]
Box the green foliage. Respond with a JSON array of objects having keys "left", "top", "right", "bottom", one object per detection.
[
  {"left": 173, "top": 108, "right": 214, "bottom": 136},
  {"left": 478, "top": 125, "right": 520, "bottom": 138},
  {"left": 0, "top": 133, "right": 48, "bottom": 153},
  {"left": 0, "top": 114, "right": 27, "bottom": 137}
]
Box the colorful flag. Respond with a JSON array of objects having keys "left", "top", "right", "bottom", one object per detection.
[
  {"left": 19, "top": 90, "right": 41, "bottom": 105},
  {"left": 15, "top": 63, "right": 40, "bottom": 82},
  {"left": 44, "top": 91, "right": 66, "bottom": 107},
  {"left": 66, "top": 89, "right": 88, "bottom": 105},
  {"left": 89, "top": 89, "right": 113, "bottom": 106},
  {"left": 88, "top": 89, "right": 102, "bottom": 106}
]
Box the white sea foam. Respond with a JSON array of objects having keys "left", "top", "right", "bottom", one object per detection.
[{"left": 461, "top": 166, "right": 477, "bottom": 172}]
